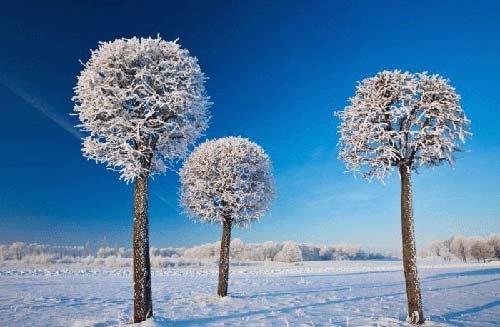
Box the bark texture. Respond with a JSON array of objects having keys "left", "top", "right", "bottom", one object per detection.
[
  {"left": 400, "top": 165, "right": 424, "bottom": 325},
  {"left": 217, "top": 219, "right": 232, "bottom": 297},
  {"left": 133, "top": 174, "right": 153, "bottom": 323}
]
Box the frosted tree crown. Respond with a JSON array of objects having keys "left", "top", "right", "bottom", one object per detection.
[
  {"left": 73, "top": 36, "right": 211, "bottom": 182},
  {"left": 336, "top": 70, "right": 471, "bottom": 180},
  {"left": 180, "top": 137, "right": 274, "bottom": 227}
]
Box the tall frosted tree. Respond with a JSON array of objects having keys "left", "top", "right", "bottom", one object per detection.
[
  {"left": 180, "top": 137, "right": 274, "bottom": 296},
  {"left": 336, "top": 70, "right": 470, "bottom": 325},
  {"left": 73, "top": 36, "right": 210, "bottom": 322}
]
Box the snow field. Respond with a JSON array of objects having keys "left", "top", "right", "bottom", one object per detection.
[{"left": 0, "top": 260, "right": 498, "bottom": 327}]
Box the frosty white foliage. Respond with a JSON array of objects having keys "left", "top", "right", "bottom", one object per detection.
[
  {"left": 425, "top": 235, "right": 500, "bottom": 262},
  {"left": 336, "top": 70, "right": 471, "bottom": 180},
  {"left": 73, "top": 36, "right": 211, "bottom": 182},
  {"left": 488, "top": 235, "right": 500, "bottom": 259},
  {"left": 180, "top": 137, "right": 274, "bottom": 227},
  {"left": 469, "top": 238, "right": 494, "bottom": 262},
  {"left": 274, "top": 242, "right": 303, "bottom": 263},
  {"left": 0, "top": 242, "right": 87, "bottom": 261},
  {"left": 0, "top": 240, "right": 388, "bottom": 265},
  {"left": 429, "top": 240, "right": 444, "bottom": 257},
  {"left": 450, "top": 235, "right": 470, "bottom": 262}
]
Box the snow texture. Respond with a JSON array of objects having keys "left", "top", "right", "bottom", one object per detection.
[
  {"left": 336, "top": 70, "right": 471, "bottom": 180},
  {"left": 73, "top": 36, "right": 211, "bottom": 182},
  {"left": 180, "top": 137, "right": 274, "bottom": 227},
  {"left": 1, "top": 260, "right": 498, "bottom": 327}
]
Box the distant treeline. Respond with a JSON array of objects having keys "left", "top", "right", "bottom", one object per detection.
[
  {"left": 0, "top": 240, "right": 388, "bottom": 267},
  {"left": 423, "top": 235, "right": 500, "bottom": 262}
]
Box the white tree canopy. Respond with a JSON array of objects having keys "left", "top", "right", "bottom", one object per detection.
[
  {"left": 336, "top": 70, "right": 471, "bottom": 180},
  {"left": 274, "top": 242, "right": 303, "bottom": 263},
  {"left": 73, "top": 36, "right": 211, "bottom": 182},
  {"left": 180, "top": 137, "right": 274, "bottom": 227}
]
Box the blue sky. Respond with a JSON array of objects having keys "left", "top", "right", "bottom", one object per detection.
[{"left": 0, "top": 1, "right": 499, "bottom": 251}]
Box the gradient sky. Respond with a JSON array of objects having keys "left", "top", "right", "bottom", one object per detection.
[{"left": 0, "top": 0, "right": 499, "bottom": 251}]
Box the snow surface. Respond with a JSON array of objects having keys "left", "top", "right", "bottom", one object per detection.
[{"left": 0, "top": 260, "right": 498, "bottom": 327}]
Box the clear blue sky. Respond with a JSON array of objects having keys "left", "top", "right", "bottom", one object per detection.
[{"left": 0, "top": 1, "right": 499, "bottom": 251}]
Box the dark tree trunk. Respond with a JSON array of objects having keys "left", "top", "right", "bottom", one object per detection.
[
  {"left": 217, "top": 219, "right": 232, "bottom": 297},
  {"left": 133, "top": 174, "right": 153, "bottom": 323},
  {"left": 400, "top": 165, "right": 425, "bottom": 325}
]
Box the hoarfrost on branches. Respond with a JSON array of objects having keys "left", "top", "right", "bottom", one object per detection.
[
  {"left": 450, "top": 235, "right": 470, "bottom": 262},
  {"left": 488, "top": 235, "right": 500, "bottom": 260},
  {"left": 469, "top": 238, "right": 493, "bottom": 262},
  {"left": 180, "top": 137, "right": 274, "bottom": 227},
  {"left": 336, "top": 70, "right": 471, "bottom": 180},
  {"left": 73, "top": 36, "right": 211, "bottom": 182}
]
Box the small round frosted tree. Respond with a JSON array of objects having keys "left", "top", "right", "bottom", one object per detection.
[
  {"left": 180, "top": 137, "right": 274, "bottom": 297},
  {"left": 73, "top": 36, "right": 210, "bottom": 322},
  {"left": 336, "top": 70, "right": 470, "bottom": 325}
]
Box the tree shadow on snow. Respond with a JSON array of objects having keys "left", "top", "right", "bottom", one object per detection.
[
  {"left": 231, "top": 276, "right": 499, "bottom": 303},
  {"left": 168, "top": 291, "right": 405, "bottom": 326},
  {"left": 442, "top": 299, "right": 500, "bottom": 320},
  {"left": 430, "top": 299, "right": 500, "bottom": 327},
  {"left": 425, "top": 268, "right": 500, "bottom": 280},
  {"left": 282, "top": 269, "right": 399, "bottom": 279},
  {"left": 425, "top": 277, "right": 500, "bottom": 292},
  {"left": 231, "top": 285, "right": 351, "bottom": 299}
]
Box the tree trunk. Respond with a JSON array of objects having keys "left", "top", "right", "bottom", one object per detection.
[
  {"left": 217, "top": 219, "right": 232, "bottom": 297},
  {"left": 400, "top": 165, "right": 424, "bottom": 325},
  {"left": 133, "top": 174, "right": 153, "bottom": 323}
]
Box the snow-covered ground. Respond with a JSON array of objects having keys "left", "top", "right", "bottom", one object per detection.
[{"left": 0, "top": 260, "right": 498, "bottom": 327}]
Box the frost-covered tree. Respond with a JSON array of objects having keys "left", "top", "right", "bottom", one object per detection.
[
  {"left": 259, "top": 241, "right": 280, "bottom": 261},
  {"left": 469, "top": 238, "right": 493, "bottom": 263},
  {"left": 488, "top": 235, "right": 500, "bottom": 260},
  {"left": 336, "top": 70, "right": 470, "bottom": 325},
  {"left": 450, "top": 235, "right": 470, "bottom": 262},
  {"left": 180, "top": 137, "right": 274, "bottom": 296},
  {"left": 274, "top": 242, "right": 303, "bottom": 263},
  {"left": 73, "top": 36, "right": 210, "bottom": 322},
  {"left": 430, "top": 240, "right": 444, "bottom": 257},
  {"left": 440, "top": 246, "right": 452, "bottom": 262}
]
